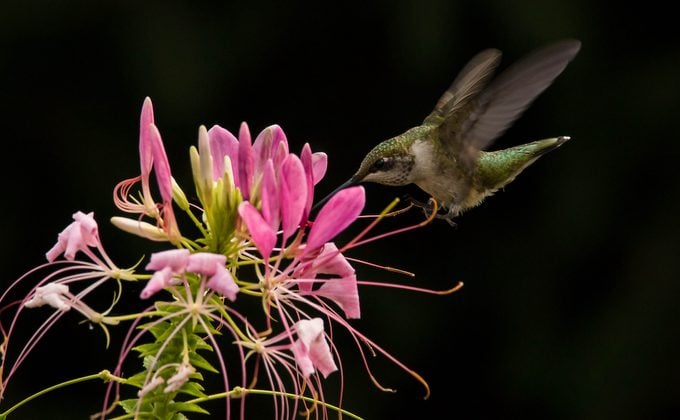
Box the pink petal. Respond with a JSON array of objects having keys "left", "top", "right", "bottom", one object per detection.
[
  {"left": 308, "top": 334, "right": 337, "bottom": 378},
  {"left": 292, "top": 340, "right": 315, "bottom": 377},
  {"left": 139, "top": 97, "right": 155, "bottom": 179},
  {"left": 317, "top": 274, "right": 361, "bottom": 319},
  {"left": 238, "top": 122, "right": 254, "bottom": 199},
  {"left": 25, "top": 283, "right": 71, "bottom": 310},
  {"left": 148, "top": 124, "right": 173, "bottom": 203},
  {"left": 238, "top": 202, "right": 277, "bottom": 260},
  {"left": 273, "top": 138, "right": 289, "bottom": 171},
  {"left": 47, "top": 211, "right": 100, "bottom": 262},
  {"left": 311, "top": 152, "right": 328, "bottom": 185},
  {"left": 296, "top": 318, "right": 323, "bottom": 346},
  {"left": 252, "top": 125, "right": 276, "bottom": 172},
  {"left": 45, "top": 235, "right": 67, "bottom": 262},
  {"left": 187, "top": 252, "right": 227, "bottom": 276},
  {"left": 293, "top": 243, "right": 354, "bottom": 292},
  {"left": 311, "top": 243, "right": 355, "bottom": 277},
  {"left": 72, "top": 211, "right": 99, "bottom": 246},
  {"left": 253, "top": 125, "right": 288, "bottom": 169},
  {"left": 140, "top": 266, "right": 173, "bottom": 299},
  {"left": 300, "top": 144, "right": 315, "bottom": 222},
  {"left": 260, "top": 159, "right": 280, "bottom": 230},
  {"left": 208, "top": 125, "right": 239, "bottom": 182},
  {"left": 206, "top": 265, "right": 239, "bottom": 301},
  {"left": 63, "top": 224, "right": 85, "bottom": 261},
  {"left": 280, "top": 154, "right": 308, "bottom": 242},
  {"left": 145, "top": 249, "right": 191, "bottom": 272},
  {"left": 295, "top": 318, "right": 337, "bottom": 377},
  {"left": 306, "top": 186, "right": 365, "bottom": 251},
  {"left": 270, "top": 124, "right": 287, "bottom": 152}
]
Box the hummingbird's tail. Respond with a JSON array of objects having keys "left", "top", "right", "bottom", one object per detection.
[{"left": 476, "top": 136, "right": 570, "bottom": 191}]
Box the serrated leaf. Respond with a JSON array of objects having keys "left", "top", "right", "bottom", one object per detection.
[
  {"left": 155, "top": 301, "right": 182, "bottom": 312},
  {"left": 189, "top": 352, "right": 218, "bottom": 373},
  {"left": 176, "top": 381, "right": 207, "bottom": 398},
  {"left": 186, "top": 333, "right": 214, "bottom": 352},
  {"left": 167, "top": 401, "right": 210, "bottom": 415},
  {"left": 134, "top": 342, "right": 162, "bottom": 357},
  {"left": 192, "top": 338, "right": 213, "bottom": 352},
  {"left": 119, "top": 398, "right": 137, "bottom": 414},
  {"left": 126, "top": 371, "right": 149, "bottom": 388},
  {"left": 138, "top": 320, "right": 170, "bottom": 337},
  {"left": 118, "top": 398, "right": 154, "bottom": 415}
]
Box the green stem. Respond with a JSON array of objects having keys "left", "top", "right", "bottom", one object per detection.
[
  {"left": 0, "top": 370, "right": 127, "bottom": 419},
  {"left": 104, "top": 310, "right": 165, "bottom": 323},
  {"left": 183, "top": 387, "right": 364, "bottom": 420},
  {"left": 183, "top": 206, "right": 209, "bottom": 239}
]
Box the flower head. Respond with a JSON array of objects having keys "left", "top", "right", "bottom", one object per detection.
[{"left": 2, "top": 97, "right": 463, "bottom": 420}]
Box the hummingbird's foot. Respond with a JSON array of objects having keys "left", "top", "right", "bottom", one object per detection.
[
  {"left": 402, "top": 195, "right": 457, "bottom": 226},
  {"left": 401, "top": 194, "right": 431, "bottom": 210},
  {"left": 435, "top": 212, "right": 458, "bottom": 227}
]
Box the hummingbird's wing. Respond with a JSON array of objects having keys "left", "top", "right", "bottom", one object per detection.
[
  {"left": 423, "top": 48, "right": 502, "bottom": 126},
  {"left": 440, "top": 39, "right": 581, "bottom": 170}
]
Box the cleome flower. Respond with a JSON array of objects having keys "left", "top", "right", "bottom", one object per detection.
[{"left": 1, "top": 97, "right": 463, "bottom": 420}]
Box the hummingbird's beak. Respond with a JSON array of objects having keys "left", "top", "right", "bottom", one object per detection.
[{"left": 312, "top": 178, "right": 358, "bottom": 212}]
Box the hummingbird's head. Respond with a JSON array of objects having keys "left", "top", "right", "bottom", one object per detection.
[
  {"left": 312, "top": 137, "right": 415, "bottom": 212},
  {"left": 351, "top": 139, "right": 415, "bottom": 186}
]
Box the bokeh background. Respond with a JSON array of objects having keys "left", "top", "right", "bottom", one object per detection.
[{"left": 1, "top": 1, "right": 678, "bottom": 419}]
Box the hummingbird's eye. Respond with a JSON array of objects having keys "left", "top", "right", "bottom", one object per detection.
[{"left": 370, "top": 157, "right": 392, "bottom": 173}]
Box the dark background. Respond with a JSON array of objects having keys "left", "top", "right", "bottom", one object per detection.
[{"left": 1, "top": 1, "right": 679, "bottom": 419}]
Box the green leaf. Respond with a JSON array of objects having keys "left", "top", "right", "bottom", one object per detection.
[
  {"left": 189, "top": 352, "right": 218, "bottom": 373},
  {"left": 134, "top": 342, "right": 162, "bottom": 357},
  {"left": 175, "top": 381, "right": 207, "bottom": 398},
  {"left": 126, "top": 371, "right": 149, "bottom": 388},
  {"left": 118, "top": 398, "right": 156, "bottom": 418},
  {"left": 167, "top": 401, "right": 210, "bottom": 415}
]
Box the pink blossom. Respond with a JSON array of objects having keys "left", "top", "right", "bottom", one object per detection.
[
  {"left": 187, "top": 253, "right": 238, "bottom": 301},
  {"left": 237, "top": 122, "right": 254, "bottom": 200},
  {"left": 186, "top": 252, "right": 226, "bottom": 274},
  {"left": 138, "top": 96, "right": 155, "bottom": 186},
  {"left": 294, "top": 318, "right": 337, "bottom": 378},
  {"left": 280, "top": 154, "right": 308, "bottom": 241},
  {"left": 238, "top": 202, "right": 277, "bottom": 260},
  {"left": 46, "top": 211, "right": 99, "bottom": 262},
  {"left": 252, "top": 124, "right": 287, "bottom": 172},
  {"left": 316, "top": 273, "right": 360, "bottom": 319},
  {"left": 146, "top": 249, "right": 191, "bottom": 272},
  {"left": 207, "top": 125, "right": 239, "bottom": 182},
  {"left": 24, "top": 283, "right": 71, "bottom": 311},
  {"left": 205, "top": 266, "right": 238, "bottom": 301},
  {"left": 306, "top": 186, "right": 365, "bottom": 252},
  {"left": 113, "top": 97, "right": 180, "bottom": 243},
  {"left": 140, "top": 249, "right": 191, "bottom": 299},
  {"left": 204, "top": 122, "right": 327, "bottom": 232},
  {"left": 311, "top": 151, "right": 327, "bottom": 185},
  {"left": 260, "top": 159, "right": 280, "bottom": 230},
  {"left": 295, "top": 243, "right": 361, "bottom": 318}
]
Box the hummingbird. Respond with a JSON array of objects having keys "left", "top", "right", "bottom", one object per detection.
[{"left": 316, "top": 39, "right": 581, "bottom": 223}]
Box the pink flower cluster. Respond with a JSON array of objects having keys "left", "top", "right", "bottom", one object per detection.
[
  {"left": 139, "top": 249, "right": 238, "bottom": 301},
  {"left": 1, "top": 97, "right": 452, "bottom": 420}
]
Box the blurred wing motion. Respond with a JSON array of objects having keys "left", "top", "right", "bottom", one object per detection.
[{"left": 428, "top": 39, "right": 581, "bottom": 170}]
